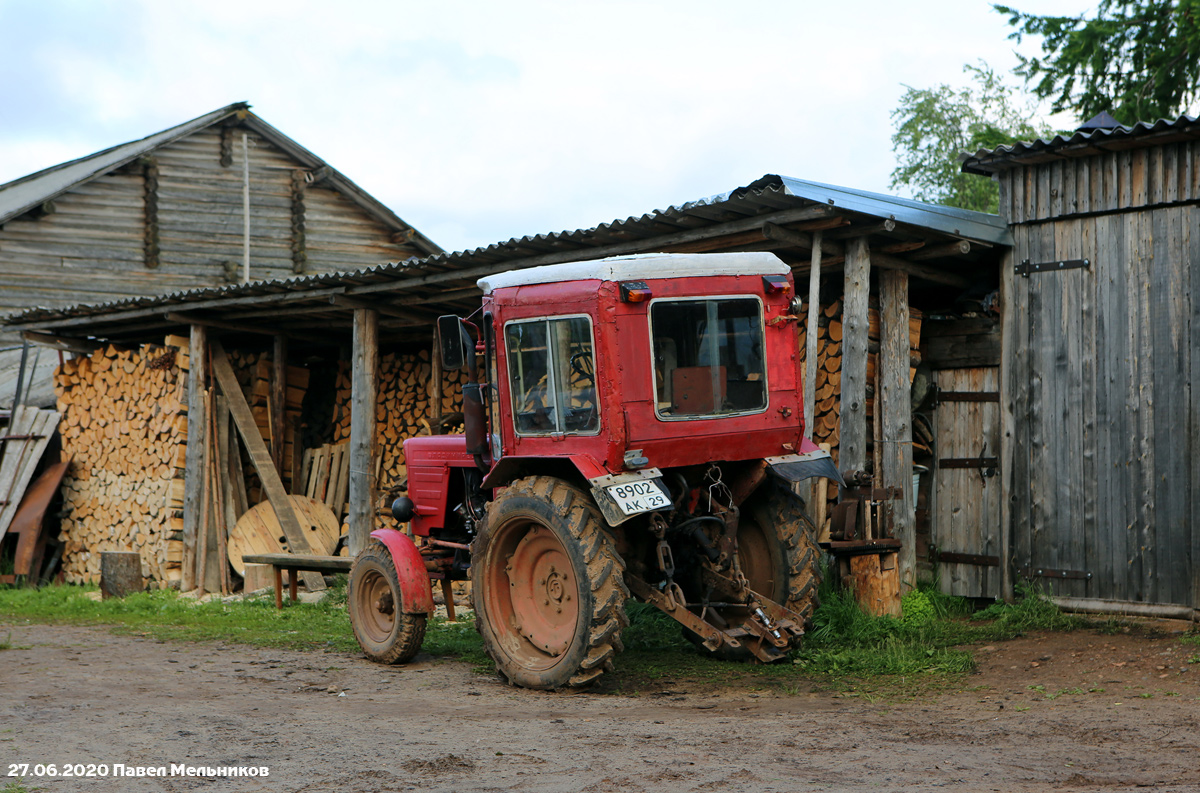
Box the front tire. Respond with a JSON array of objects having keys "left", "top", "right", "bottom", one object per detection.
[
  {"left": 472, "top": 476, "right": 628, "bottom": 689},
  {"left": 349, "top": 541, "right": 427, "bottom": 664}
]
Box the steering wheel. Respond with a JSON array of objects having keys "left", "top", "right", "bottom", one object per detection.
[{"left": 570, "top": 352, "right": 595, "bottom": 383}]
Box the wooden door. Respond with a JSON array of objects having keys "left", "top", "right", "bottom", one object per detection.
[{"left": 931, "top": 367, "right": 1001, "bottom": 598}]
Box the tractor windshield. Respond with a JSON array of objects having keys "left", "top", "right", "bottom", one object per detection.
[
  {"left": 650, "top": 297, "right": 767, "bottom": 419},
  {"left": 505, "top": 315, "right": 599, "bottom": 435}
]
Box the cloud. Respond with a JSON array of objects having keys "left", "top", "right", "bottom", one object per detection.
[{"left": 0, "top": 0, "right": 1083, "bottom": 252}]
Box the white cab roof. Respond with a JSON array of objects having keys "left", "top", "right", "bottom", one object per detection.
[{"left": 478, "top": 252, "right": 789, "bottom": 294}]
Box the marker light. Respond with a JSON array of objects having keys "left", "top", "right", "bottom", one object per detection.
[
  {"left": 763, "top": 275, "right": 791, "bottom": 294},
  {"left": 620, "top": 281, "right": 653, "bottom": 302}
]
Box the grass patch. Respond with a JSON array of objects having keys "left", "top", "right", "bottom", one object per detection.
[
  {"left": 0, "top": 581, "right": 487, "bottom": 664},
  {"left": 1, "top": 577, "right": 1101, "bottom": 699},
  {"left": 2, "top": 782, "right": 33, "bottom": 793}
]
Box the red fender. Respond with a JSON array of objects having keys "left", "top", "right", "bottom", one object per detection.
[{"left": 369, "top": 529, "right": 435, "bottom": 615}]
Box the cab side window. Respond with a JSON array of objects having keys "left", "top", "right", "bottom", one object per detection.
[{"left": 505, "top": 316, "right": 598, "bottom": 435}]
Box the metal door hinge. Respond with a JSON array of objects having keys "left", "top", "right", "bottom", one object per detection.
[{"left": 1016, "top": 258, "right": 1089, "bottom": 277}]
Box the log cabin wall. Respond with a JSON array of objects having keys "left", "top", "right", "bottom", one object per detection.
[
  {"left": 998, "top": 145, "right": 1200, "bottom": 610},
  {"left": 0, "top": 117, "right": 430, "bottom": 347}
]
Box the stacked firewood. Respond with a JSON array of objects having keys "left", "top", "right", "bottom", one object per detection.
[
  {"left": 328, "top": 349, "right": 466, "bottom": 491},
  {"left": 54, "top": 343, "right": 188, "bottom": 586},
  {"left": 797, "top": 298, "right": 924, "bottom": 531},
  {"left": 223, "top": 348, "right": 309, "bottom": 497}
]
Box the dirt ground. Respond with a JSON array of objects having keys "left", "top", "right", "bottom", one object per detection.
[{"left": 2, "top": 623, "right": 1199, "bottom": 793}]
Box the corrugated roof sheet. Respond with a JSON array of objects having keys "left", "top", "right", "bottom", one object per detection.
[
  {"left": 4, "top": 173, "right": 1009, "bottom": 335},
  {"left": 962, "top": 114, "right": 1200, "bottom": 175},
  {"left": 0, "top": 103, "right": 442, "bottom": 256}
]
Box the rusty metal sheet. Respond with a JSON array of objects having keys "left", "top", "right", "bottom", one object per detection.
[{"left": 8, "top": 459, "right": 70, "bottom": 579}]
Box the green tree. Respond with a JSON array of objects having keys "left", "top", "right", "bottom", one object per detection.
[
  {"left": 997, "top": 1, "right": 1200, "bottom": 124},
  {"left": 890, "top": 63, "right": 1048, "bottom": 214}
]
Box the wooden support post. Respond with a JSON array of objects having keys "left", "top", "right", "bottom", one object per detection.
[
  {"left": 804, "top": 231, "right": 823, "bottom": 513},
  {"left": 804, "top": 231, "right": 822, "bottom": 439},
  {"left": 430, "top": 334, "right": 444, "bottom": 434},
  {"left": 216, "top": 395, "right": 236, "bottom": 594},
  {"left": 839, "top": 237, "right": 871, "bottom": 487},
  {"left": 880, "top": 269, "right": 916, "bottom": 591},
  {"left": 271, "top": 335, "right": 287, "bottom": 475},
  {"left": 181, "top": 324, "right": 208, "bottom": 592},
  {"left": 202, "top": 388, "right": 221, "bottom": 594},
  {"left": 209, "top": 339, "right": 324, "bottom": 591},
  {"left": 998, "top": 248, "right": 1016, "bottom": 603},
  {"left": 348, "top": 308, "right": 379, "bottom": 556}
]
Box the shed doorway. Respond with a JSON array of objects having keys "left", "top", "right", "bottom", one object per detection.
[{"left": 931, "top": 366, "right": 1001, "bottom": 598}]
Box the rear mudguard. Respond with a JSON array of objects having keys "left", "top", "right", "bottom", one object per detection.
[{"left": 369, "top": 529, "right": 435, "bottom": 615}]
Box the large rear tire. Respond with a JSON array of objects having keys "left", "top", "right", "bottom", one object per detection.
[
  {"left": 689, "top": 483, "right": 821, "bottom": 660},
  {"left": 349, "top": 540, "right": 427, "bottom": 664},
  {"left": 472, "top": 476, "right": 628, "bottom": 689},
  {"left": 738, "top": 483, "right": 821, "bottom": 625}
]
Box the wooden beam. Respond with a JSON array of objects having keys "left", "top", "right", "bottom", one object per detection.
[
  {"left": 880, "top": 269, "right": 915, "bottom": 591},
  {"left": 20, "top": 331, "right": 102, "bottom": 354},
  {"left": 907, "top": 240, "right": 971, "bottom": 261},
  {"left": 868, "top": 252, "right": 973, "bottom": 288},
  {"left": 762, "top": 221, "right": 846, "bottom": 257},
  {"left": 824, "top": 218, "right": 896, "bottom": 240},
  {"left": 348, "top": 308, "right": 379, "bottom": 555},
  {"left": 271, "top": 335, "right": 287, "bottom": 474},
  {"left": 164, "top": 312, "right": 334, "bottom": 345},
  {"left": 330, "top": 294, "right": 432, "bottom": 323},
  {"left": 209, "top": 338, "right": 324, "bottom": 591},
  {"left": 839, "top": 237, "right": 871, "bottom": 484},
  {"left": 180, "top": 324, "right": 208, "bottom": 592}
]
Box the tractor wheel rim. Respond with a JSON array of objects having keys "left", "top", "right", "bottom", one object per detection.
[
  {"left": 491, "top": 522, "right": 579, "bottom": 662},
  {"left": 356, "top": 569, "right": 395, "bottom": 643},
  {"left": 737, "top": 518, "right": 776, "bottom": 598}
]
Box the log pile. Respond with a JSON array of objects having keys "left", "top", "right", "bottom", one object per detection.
[
  {"left": 222, "top": 348, "right": 309, "bottom": 495},
  {"left": 54, "top": 343, "right": 188, "bottom": 586},
  {"left": 797, "top": 298, "right": 923, "bottom": 531},
  {"left": 328, "top": 349, "right": 466, "bottom": 492}
]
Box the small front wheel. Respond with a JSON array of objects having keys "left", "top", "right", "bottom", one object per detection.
[{"left": 349, "top": 540, "right": 427, "bottom": 664}]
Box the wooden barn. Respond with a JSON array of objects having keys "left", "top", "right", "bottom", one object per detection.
[
  {"left": 4, "top": 174, "right": 1010, "bottom": 607},
  {"left": 0, "top": 101, "right": 441, "bottom": 407},
  {"left": 963, "top": 113, "right": 1200, "bottom": 618}
]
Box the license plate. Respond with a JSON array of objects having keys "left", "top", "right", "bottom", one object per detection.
[{"left": 606, "top": 480, "right": 670, "bottom": 516}]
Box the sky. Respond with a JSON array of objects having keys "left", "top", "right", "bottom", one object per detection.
[{"left": 0, "top": 0, "right": 1085, "bottom": 253}]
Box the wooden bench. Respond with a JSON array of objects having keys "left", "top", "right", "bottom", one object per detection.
[{"left": 242, "top": 553, "right": 353, "bottom": 609}]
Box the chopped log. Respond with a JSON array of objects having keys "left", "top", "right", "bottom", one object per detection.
[
  {"left": 101, "top": 551, "right": 144, "bottom": 598},
  {"left": 847, "top": 553, "right": 902, "bottom": 617}
]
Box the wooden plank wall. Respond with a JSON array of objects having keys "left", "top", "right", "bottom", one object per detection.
[
  {"left": 0, "top": 126, "right": 424, "bottom": 342},
  {"left": 998, "top": 142, "right": 1200, "bottom": 224},
  {"left": 1008, "top": 188, "right": 1196, "bottom": 607}
]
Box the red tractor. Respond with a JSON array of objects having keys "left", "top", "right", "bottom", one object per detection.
[{"left": 348, "top": 252, "right": 841, "bottom": 689}]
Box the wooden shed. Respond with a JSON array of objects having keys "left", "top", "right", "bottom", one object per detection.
[
  {"left": 964, "top": 114, "right": 1200, "bottom": 617},
  {"left": 0, "top": 102, "right": 441, "bottom": 407},
  {"left": 6, "top": 175, "right": 1009, "bottom": 603}
]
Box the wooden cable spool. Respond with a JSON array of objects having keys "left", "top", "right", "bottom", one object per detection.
[{"left": 227, "top": 495, "right": 341, "bottom": 576}]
